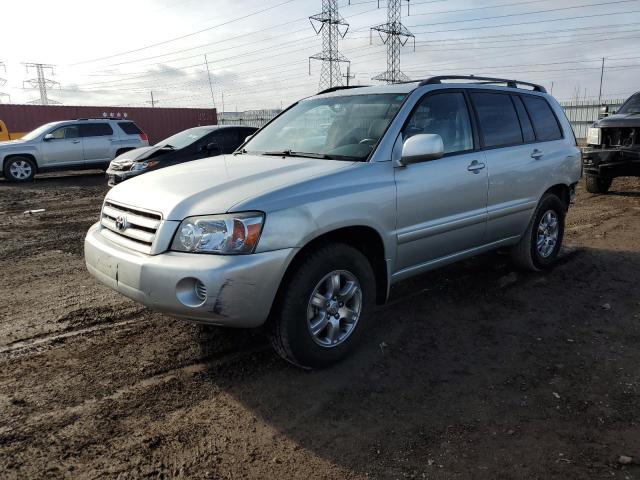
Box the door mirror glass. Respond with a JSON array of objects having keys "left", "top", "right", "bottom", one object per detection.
[
  {"left": 598, "top": 105, "right": 609, "bottom": 119},
  {"left": 400, "top": 134, "right": 444, "bottom": 165},
  {"left": 43, "top": 133, "right": 54, "bottom": 141}
]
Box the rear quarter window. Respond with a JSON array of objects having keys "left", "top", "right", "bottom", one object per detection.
[
  {"left": 521, "top": 96, "right": 562, "bottom": 141},
  {"left": 117, "top": 122, "right": 143, "bottom": 135}
]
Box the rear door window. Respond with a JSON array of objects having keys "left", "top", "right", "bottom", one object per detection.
[
  {"left": 521, "top": 96, "right": 562, "bottom": 141},
  {"left": 470, "top": 92, "right": 523, "bottom": 148},
  {"left": 80, "top": 123, "right": 113, "bottom": 137}
]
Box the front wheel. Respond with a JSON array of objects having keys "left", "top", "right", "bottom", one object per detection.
[
  {"left": 510, "top": 193, "right": 566, "bottom": 271},
  {"left": 3, "top": 156, "right": 36, "bottom": 182},
  {"left": 270, "top": 243, "right": 375, "bottom": 369}
]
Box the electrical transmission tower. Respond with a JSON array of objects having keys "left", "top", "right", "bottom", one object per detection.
[
  {"left": 370, "top": 0, "right": 415, "bottom": 83},
  {"left": 309, "top": 0, "right": 350, "bottom": 91},
  {"left": 22, "top": 63, "right": 60, "bottom": 105},
  {"left": 0, "top": 62, "right": 8, "bottom": 103}
]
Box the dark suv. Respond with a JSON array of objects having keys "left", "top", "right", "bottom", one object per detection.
[{"left": 583, "top": 91, "right": 640, "bottom": 193}]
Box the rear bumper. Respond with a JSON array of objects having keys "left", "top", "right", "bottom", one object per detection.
[
  {"left": 84, "top": 223, "right": 296, "bottom": 327},
  {"left": 582, "top": 147, "right": 640, "bottom": 177}
]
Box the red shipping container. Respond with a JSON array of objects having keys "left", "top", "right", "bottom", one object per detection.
[{"left": 0, "top": 104, "right": 217, "bottom": 144}]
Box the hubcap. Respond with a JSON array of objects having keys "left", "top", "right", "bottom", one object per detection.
[
  {"left": 307, "top": 270, "right": 362, "bottom": 348},
  {"left": 9, "top": 160, "right": 32, "bottom": 180},
  {"left": 537, "top": 210, "right": 559, "bottom": 258}
]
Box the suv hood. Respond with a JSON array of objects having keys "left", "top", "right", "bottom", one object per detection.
[
  {"left": 106, "top": 154, "right": 356, "bottom": 220},
  {"left": 597, "top": 112, "right": 640, "bottom": 128}
]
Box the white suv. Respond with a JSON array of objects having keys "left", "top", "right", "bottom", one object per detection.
[{"left": 0, "top": 118, "right": 149, "bottom": 182}]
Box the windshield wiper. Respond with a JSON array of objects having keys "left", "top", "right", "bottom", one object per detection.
[{"left": 261, "top": 150, "right": 356, "bottom": 161}]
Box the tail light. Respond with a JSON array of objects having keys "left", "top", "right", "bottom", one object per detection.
[{"left": 139, "top": 133, "right": 149, "bottom": 142}]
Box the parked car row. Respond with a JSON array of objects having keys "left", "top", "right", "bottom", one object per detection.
[{"left": 0, "top": 118, "right": 256, "bottom": 184}]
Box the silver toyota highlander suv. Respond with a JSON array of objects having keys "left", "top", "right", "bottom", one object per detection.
[
  {"left": 1, "top": 118, "right": 148, "bottom": 182},
  {"left": 85, "top": 76, "right": 582, "bottom": 368}
]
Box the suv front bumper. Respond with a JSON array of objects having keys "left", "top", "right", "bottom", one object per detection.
[
  {"left": 84, "top": 223, "right": 295, "bottom": 327},
  {"left": 582, "top": 147, "right": 640, "bottom": 177}
]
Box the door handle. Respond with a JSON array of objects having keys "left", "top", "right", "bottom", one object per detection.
[
  {"left": 467, "top": 160, "right": 486, "bottom": 174},
  {"left": 531, "top": 149, "right": 543, "bottom": 160},
  {"left": 72, "top": 139, "right": 80, "bottom": 144}
]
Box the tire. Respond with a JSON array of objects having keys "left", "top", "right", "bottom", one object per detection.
[
  {"left": 3, "top": 156, "right": 36, "bottom": 182},
  {"left": 510, "top": 193, "right": 566, "bottom": 271},
  {"left": 270, "top": 243, "right": 376, "bottom": 369},
  {"left": 585, "top": 174, "right": 612, "bottom": 194}
]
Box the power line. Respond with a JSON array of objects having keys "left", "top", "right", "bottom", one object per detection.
[{"left": 70, "top": 0, "right": 298, "bottom": 66}]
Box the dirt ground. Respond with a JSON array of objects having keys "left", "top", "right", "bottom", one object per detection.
[{"left": 1, "top": 171, "right": 639, "bottom": 480}]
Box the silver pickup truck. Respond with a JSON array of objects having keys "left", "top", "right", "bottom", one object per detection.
[
  {"left": 1, "top": 118, "right": 148, "bottom": 182},
  {"left": 85, "top": 76, "right": 581, "bottom": 368}
]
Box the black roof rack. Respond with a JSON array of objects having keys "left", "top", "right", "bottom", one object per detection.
[
  {"left": 76, "top": 117, "right": 132, "bottom": 121},
  {"left": 418, "top": 75, "right": 547, "bottom": 93},
  {"left": 317, "top": 85, "right": 368, "bottom": 95}
]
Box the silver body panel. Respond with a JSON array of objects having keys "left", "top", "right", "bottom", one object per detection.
[{"left": 85, "top": 82, "right": 582, "bottom": 327}]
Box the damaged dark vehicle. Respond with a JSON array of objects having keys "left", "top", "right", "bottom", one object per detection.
[
  {"left": 106, "top": 125, "right": 257, "bottom": 186},
  {"left": 583, "top": 91, "right": 640, "bottom": 193}
]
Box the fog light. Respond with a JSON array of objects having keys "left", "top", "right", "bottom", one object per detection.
[
  {"left": 176, "top": 277, "right": 207, "bottom": 307},
  {"left": 195, "top": 280, "right": 207, "bottom": 301}
]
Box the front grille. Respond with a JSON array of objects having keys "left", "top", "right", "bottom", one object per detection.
[{"left": 100, "top": 201, "right": 162, "bottom": 254}]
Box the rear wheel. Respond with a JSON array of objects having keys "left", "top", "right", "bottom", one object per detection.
[
  {"left": 3, "top": 156, "right": 36, "bottom": 182},
  {"left": 585, "top": 174, "right": 612, "bottom": 194},
  {"left": 511, "top": 193, "right": 566, "bottom": 271},
  {"left": 270, "top": 243, "right": 375, "bottom": 369}
]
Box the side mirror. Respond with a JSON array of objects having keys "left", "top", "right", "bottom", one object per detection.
[
  {"left": 43, "top": 133, "right": 54, "bottom": 141},
  {"left": 204, "top": 142, "right": 220, "bottom": 154},
  {"left": 399, "top": 134, "right": 444, "bottom": 166},
  {"left": 244, "top": 135, "right": 253, "bottom": 143}
]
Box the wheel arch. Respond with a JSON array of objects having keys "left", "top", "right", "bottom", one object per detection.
[
  {"left": 544, "top": 183, "right": 570, "bottom": 210},
  {"left": 3, "top": 153, "right": 39, "bottom": 171},
  {"left": 272, "top": 225, "right": 389, "bottom": 311}
]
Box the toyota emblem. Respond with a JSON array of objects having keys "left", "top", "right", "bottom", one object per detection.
[{"left": 115, "top": 215, "right": 128, "bottom": 231}]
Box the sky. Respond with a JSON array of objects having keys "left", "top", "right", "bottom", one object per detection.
[{"left": 0, "top": 0, "right": 639, "bottom": 111}]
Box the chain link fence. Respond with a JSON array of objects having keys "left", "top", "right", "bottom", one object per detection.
[{"left": 218, "top": 109, "right": 282, "bottom": 128}]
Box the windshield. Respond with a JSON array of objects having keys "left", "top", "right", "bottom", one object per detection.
[
  {"left": 21, "top": 122, "right": 59, "bottom": 140},
  {"left": 157, "top": 127, "right": 214, "bottom": 149},
  {"left": 243, "top": 93, "right": 407, "bottom": 160},
  {"left": 618, "top": 93, "right": 640, "bottom": 114}
]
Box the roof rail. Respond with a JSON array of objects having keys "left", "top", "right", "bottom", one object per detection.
[
  {"left": 418, "top": 75, "right": 547, "bottom": 93},
  {"left": 76, "top": 117, "right": 132, "bottom": 121},
  {"left": 316, "top": 85, "right": 368, "bottom": 95}
]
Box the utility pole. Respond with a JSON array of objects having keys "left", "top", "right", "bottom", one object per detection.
[
  {"left": 598, "top": 57, "right": 605, "bottom": 105},
  {"left": 221, "top": 91, "right": 225, "bottom": 116},
  {"left": 150, "top": 91, "right": 155, "bottom": 107},
  {"left": 204, "top": 54, "right": 216, "bottom": 109},
  {"left": 342, "top": 65, "right": 355, "bottom": 86},
  {"left": 371, "top": 0, "right": 415, "bottom": 84},
  {"left": 23, "top": 63, "right": 60, "bottom": 105},
  {"left": 309, "top": 0, "right": 350, "bottom": 91},
  {"left": 550, "top": 81, "right": 554, "bottom": 95}
]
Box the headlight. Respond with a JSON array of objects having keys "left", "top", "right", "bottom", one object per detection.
[
  {"left": 587, "top": 127, "right": 601, "bottom": 145},
  {"left": 171, "top": 212, "right": 264, "bottom": 254},
  {"left": 130, "top": 160, "right": 159, "bottom": 171}
]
